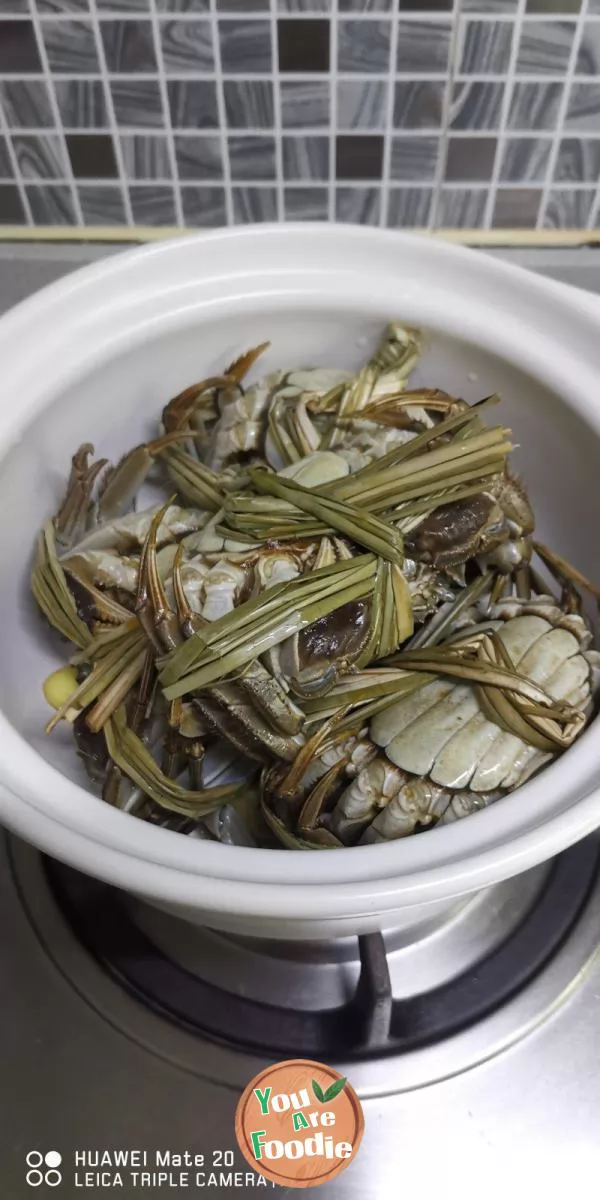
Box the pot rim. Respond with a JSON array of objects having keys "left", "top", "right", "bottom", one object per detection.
[{"left": 1, "top": 223, "right": 600, "bottom": 915}]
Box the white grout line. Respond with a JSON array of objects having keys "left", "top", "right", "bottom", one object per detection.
[
  {"left": 147, "top": 0, "right": 184, "bottom": 226},
  {"left": 481, "top": 0, "right": 526, "bottom": 231},
  {"left": 269, "top": 0, "right": 284, "bottom": 221},
  {"left": 6, "top": 70, "right": 598, "bottom": 84},
  {"left": 86, "top": 0, "right": 133, "bottom": 226},
  {"left": 538, "top": 0, "right": 589, "bottom": 231},
  {"left": 9, "top": 178, "right": 595, "bottom": 191},
  {"left": 9, "top": 9, "right": 592, "bottom": 19},
  {"left": 209, "top": 0, "right": 233, "bottom": 226},
  {"left": 28, "top": 0, "right": 84, "bottom": 225},
  {"left": 429, "top": 0, "right": 463, "bottom": 231},
  {"left": 328, "top": 0, "right": 337, "bottom": 222},
  {"left": 379, "top": 0, "right": 398, "bottom": 230},
  {"left": 7, "top": 126, "right": 600, "bottom": 140}
]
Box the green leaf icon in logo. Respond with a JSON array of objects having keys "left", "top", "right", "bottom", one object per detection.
[
  {"left": 323, "top": 1077, "right": 347, "bottom": 1103},
  {"left": 311, "top": 1079, "right": 326, "bottom": 1103}
]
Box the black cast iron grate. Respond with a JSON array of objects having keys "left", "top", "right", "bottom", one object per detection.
[{"left": 44, "top": 836, "right": 599, "bottom": 1060}]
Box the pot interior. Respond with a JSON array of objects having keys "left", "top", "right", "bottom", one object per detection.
[{"left": 0, "top": 302, "right": 597, "bottom": 800}]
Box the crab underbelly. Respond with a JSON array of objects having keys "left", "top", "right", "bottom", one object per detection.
[{"left": 369, "top": 613, "right": 593, "bottom": 798}]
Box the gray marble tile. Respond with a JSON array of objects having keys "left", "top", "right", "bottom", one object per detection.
[
  {"left": 26, "top": 182, "right": 76, "bottom": 222},
  {"left": 219, "top": 19, "right": 272, "bottom": 73},
  {"left": 394, "top": 80, "right": 444, "bottom": 129},
  {"left": 167, "top": 80, "right": 218, "bottom": 129},
  {"left": 508, "top": 82, "right": 563, "bottom": 131},
  {"left": 499, "top": 136, "right": 551, "bottom": 182},
  {"left": 55, "top": 80, "right": 107, "bottom": 129},
  {"left": 228, "top": 134, "right": 276, "bottom": 180},
  {"left": 445, "top": 135, "right": 496, "bottom": 181},
  {"left": 461, "top": 0, "right": 517, "bottom": 9},
  {"left": 129, "top": 184, "right": 176, "bottom": 223},
  {"left": 160, "top": 19, "right": 214, "bottom": 72},
  {"left": 174, "top": 134, "right": 223, "bottom": 180},
  {"left": 0, "top": 20, "right": 43, "bottom": 72},
  {"left": 450, "top": 82, "right": 504, "bottom": 131},
  {"left": 526, "top": 0, "right": 581, "bottom": 10},
  {"left": 339, "top": 0, "right": 390, "bottom": 10},
  {"left": 156, "top": 0, "right": 209, "bottom": 9},
  {"left": 283, "top": 133, "right": 329, "bottom": 179},
  {"left": 218, "top": 0, "right": 268, "bottom": 9},
  {"left": 96, "top": 0, "right": 150, "bottom": 9},
  {"left": 401, "top": 0, "right": 452, "bottom": 8},
  {"left": 387, "top": 186, "right": 433, "bottom": 227},
  {"left": 181, "top": 185, "right": 226, "bottom": 225},
  {"left": 67, "top": 131, "right": 118, "bottom": 176},
  {"left": 396, "top": 20, "right": 451, "bottom": 73},
  {"left": 0, "top": 138, "right": 13, "bottom": 177},
  {"left": 120, "top": 133, "right": 171, "bottom": 178},
  {"left": 554, "top": 137, "right": 600, "bottom": 182},
  {"left": 284, "top": 185, "right": 328, "bottom": 218},
  {"left": 337, "top": 80, "right": 388, "bottom": 129},
  {"left": 338, "top": 20, "right": 391, "bottom": 73},
  {"left": 11, "top": 133, "right": 67, "bottom": 179},
  {"left": 37, "top": 0, "right": 90, "bottom": 12},
  {"left": 458, "top": 19, "right": 514, "bottom": 75},
  {"left": 543, "top": 188, "right": 593, "bottom": 228},
  {"left": 110, "top": 79, "right": 164, "bottom": 128},
  {"left": 233, "top": 185, "right": 277, "bottom": 222},
  {"left": 576, "top": 21, "right": 600, "bottom": 75},
  {"left": 41, "top": 19, "right": 100, "bottom": 73},
  {"left": 336, "top": 185, "right": 380, "bottom": 224},
  {"left": 436, "top": 187, "right": 487, "bottom": 227},
  {"left": 0, "top": 0, "right": 28, "bottom": 10},
  {"left": 224, "top": 80, "right": 274, "bottom": 129},
  {"left": 492, "top": 187, "right": 542, "bottom": 228},
  {"left": 279, "top": 0, "right": 331, "bottom": 9},
  {"left": 278, "top": 18, "right": 329, "bottom": 71},
  {"left": 565, "top": 82, "right": 600, "bottom": 131},
  {"left": 101, "top": 19, "right": 157, "bottom": 71},
  {"left": 280, "top": 80, "right": 329, "bottom": 128},
  {"left": 78, "top": 183, "right": 127, "bottom": 223},
  {"left": 391, "top": 134, "right": 439, "bottom": 180},
  {"left": 0, "top": 184, "right": 26, "bottom": 222},
  {"left": 337, "top": 132, "right": 383, "bottom": 178},
  {"left": 516, "top": 20, "right": 575, "bottom": 74},
  {"left": 0, "top": 80, "right": 54, "bottom": 128}
]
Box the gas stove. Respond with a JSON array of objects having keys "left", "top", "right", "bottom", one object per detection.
[
  {"left": 3, "top": 829, "right": 600, "bottom": 1199},
  {"left": 3, "top": 244, "right": 600, "bottom": 1200}
]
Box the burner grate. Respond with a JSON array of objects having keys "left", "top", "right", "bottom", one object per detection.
[{"left": 44, "top": 837, "right": 599, "bottom": 1060}]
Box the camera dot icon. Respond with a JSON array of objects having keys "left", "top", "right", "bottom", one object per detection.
[{"left": 26, "top": 1151, "right": 62, "bottom": 1187}]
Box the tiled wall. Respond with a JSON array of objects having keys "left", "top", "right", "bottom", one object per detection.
[{"left": 0, "top": 0, "right": 599, "bottom": 232}]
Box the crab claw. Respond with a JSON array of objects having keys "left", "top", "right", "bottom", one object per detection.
[
  {"left": 222, "top": 341, "right": 271, "bottom": 385},
  {"left": 162, "top": 377, "right": 234, "bottom": 433},
  {"left": 54, "top": 443, "right": 108, "bottom": 549},
  {"left": 135, "top": 500, "right": 183, "bottom": 652}
]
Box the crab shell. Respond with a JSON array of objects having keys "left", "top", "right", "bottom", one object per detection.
[{"left": 328, "top": 597, "right": 599, "bottom": 843}]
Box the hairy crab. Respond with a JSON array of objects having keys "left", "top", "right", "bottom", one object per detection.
[{"left": 31, "top": 321, "right": 600, "bottom": 850}]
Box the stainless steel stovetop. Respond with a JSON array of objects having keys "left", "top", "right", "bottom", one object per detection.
[{"left": 2, "top": 243, "right": 600, "bottom": 1200}]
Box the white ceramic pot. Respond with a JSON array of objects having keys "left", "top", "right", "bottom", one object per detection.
[{"left": 1, "top": 224, "right": 600, "bottom": 941}]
